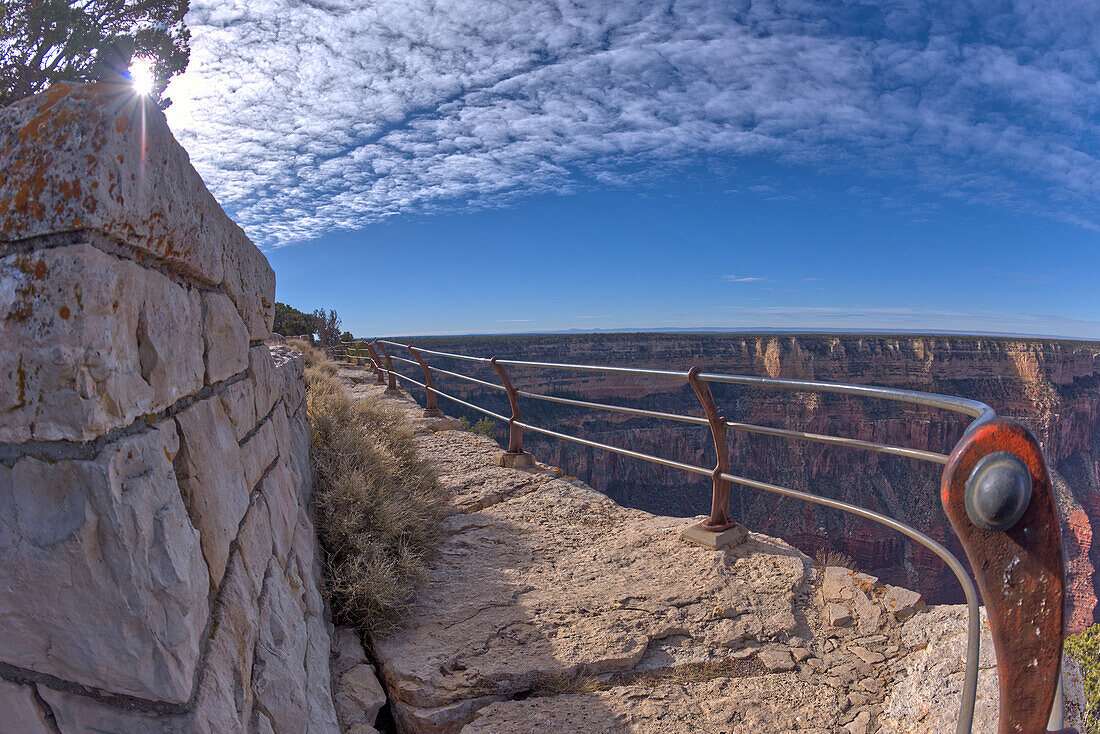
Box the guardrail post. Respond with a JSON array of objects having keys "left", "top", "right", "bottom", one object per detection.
[
  {"left": 940, "top": 417, "right": 1075, "bottom": 734},
  {"left": 491, "top": 357, "right": 535, "bottom": 469},
  {"left": 364, "top": 343, "right": 387, "bottom": 384},
  {"left": 408, "top": 347, "right": 443, "bottom": 417},
  {"left": 373, "top": 341, "right": 401, "bottom": 394},
  {"left": 687, "top": 366, "right": 738, "bottom": 533}
]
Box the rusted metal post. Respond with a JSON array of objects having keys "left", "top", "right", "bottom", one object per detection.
[
  {"left": 373, "top": 342, "right": 401, "bottom": 394},
  {"left": 408, "top": 346, "right": 443, "bottom": 417},
  {"left": 364, "top": 343, "right": 387, "bottom": 385},
  {"left": 491, "top": 357, "right": 534, "bottom": 469},
  {"left": 687, "top": 367, "right": 737, "bottom": 532},
  {"left": 940, "top": 418, "right": 1075, "bottom": 734}
]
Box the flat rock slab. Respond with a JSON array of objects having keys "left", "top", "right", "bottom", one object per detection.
[
  {"left": 371, "top": 463, "right": 816, "bottom": 732},
  {"left": 462, "top": 673, "right": 845, "bottom": 733}
]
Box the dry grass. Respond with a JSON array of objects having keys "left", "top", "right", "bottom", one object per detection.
[
  {"left": 290, "top": 339, "right": 447, "bottom": 635},
  {"left": 813, "top": 548, "right": 859, "bottom": 572}
]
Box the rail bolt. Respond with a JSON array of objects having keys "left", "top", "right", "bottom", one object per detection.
[{"left": 964, "top": 451, "right": 1032, "bottom": 532}]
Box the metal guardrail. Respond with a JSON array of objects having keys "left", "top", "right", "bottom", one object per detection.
[{"left": 332, "top": 338, "right": 1074, "bottom": 734}]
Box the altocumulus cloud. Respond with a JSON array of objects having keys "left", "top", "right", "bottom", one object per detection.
[{"left": 165, "top": 0, "right": 1100, "bottom": 247}]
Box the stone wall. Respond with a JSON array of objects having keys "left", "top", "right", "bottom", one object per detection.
[{"left": 0, "top": 83, "right": 339, "bottom": 733}]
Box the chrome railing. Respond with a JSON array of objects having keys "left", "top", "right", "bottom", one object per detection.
[{"left": 333, "top": 338, "right": 1074, "bottom": 734}]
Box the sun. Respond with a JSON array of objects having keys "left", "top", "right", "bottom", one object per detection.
[{"left": 129, "top": 57, "right": 155, "bottom": 96}]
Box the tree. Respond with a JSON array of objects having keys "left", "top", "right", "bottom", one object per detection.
[
  {"left": 273, "top": 302, "right": 315, "bottom": 338},
  {"left": 339, "top": 331, "right": 354, "bottom": 343},
  {"left": 1, "top": 0, "right": 191, "bottom": 109},
  {"left": 312, "top": 309, "right": 343, "bottom": 350}
]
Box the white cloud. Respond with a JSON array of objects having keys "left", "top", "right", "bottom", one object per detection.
[
  {"left": 722, "top": 275, "right": 768, "bottom": 282},
  {"left": 165, "top": 0, "right": 1100, "bottom": 247}
]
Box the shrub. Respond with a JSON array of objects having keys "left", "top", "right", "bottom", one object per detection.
[
  {"left": 290, "top": 341, "right": 446, "bottom": 635},
  {"left": 1065, "top": 623, "right": 1099, "bottom": 733},
  {"left": 458, "top": 415, "right": 498, "bottom": 439}
]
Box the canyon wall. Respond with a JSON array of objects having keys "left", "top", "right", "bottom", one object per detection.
[
  {"left": 392, "top": 333, "right": 1100, "bottom": 631},
  {"left": 0, "top": 83, "right": 337, "bottom": 732}
]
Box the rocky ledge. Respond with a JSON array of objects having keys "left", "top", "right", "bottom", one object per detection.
[{"left": 335, "top": 366, "right": 1086, "bottom": 734}]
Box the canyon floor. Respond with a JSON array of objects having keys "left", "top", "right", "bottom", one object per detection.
[{"left": 335, "top": 365, "right": 1083, "bottom": 734}]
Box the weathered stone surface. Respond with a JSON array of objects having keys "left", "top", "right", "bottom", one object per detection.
[
  {"left": 0, "top": 243, "right": 204, "bottom": 442},
  {"left": 372, "top": 475, "right": 814, "bottom": 730},
  {"left": 175, "top": 396, "right": 249, "bottom": 592},
  {"left": 336, "top": 665, "right": 387, "bottom": 730},
  {"left": 882, "top": 584, "right": 924, "bottom": 619},
  {"left": 0, "top": 83, "right": 274, "bottom": 336},
  {"left": 240, "top": 416, "right": 278, "bottom": 490},
  {"left": 271, "top": 401, "right": 310, "bottom": 499},
  {"left": 827, "top": 601, "right": 853, "bottom": 627},
  {"left": 821, "top": 567, "right": 879, "bottom": 602},
  {"left": 759, "top": 647, "right": 796, "bottom": 672},
  {"left": 262, "top": 460, "right": 299, "bottom": 564},
  {"left": 462, "top": 673, "right": 846, "bottom": 734},
  {"left": 218, "top": 377, "right": 257, "bottom": 442},
  {"left": 0, "top": 422, "right": 208, "bottom": 701},
  {"left": 201, "top": 291, "right": 249, "bottom": 384},
  {"left": 252, "top": 559, "right": 309, "bottom": 734},
  {"left": 271, "top": 344, "right": 305, "bottom": 413},
  {"left": 333, "top": 627, "right": 368, "bottom": 678},
  {"left": 410, "top": 427, "right": 558, "bottom": 513},
  {"left": 881, "top": 605, "right": 1088, "bottom": 733},
  {"left": 0, "top": 677, "right": 53, "bottom": 734},
  {"left": 880, "top": 605, "right": 999, "bottom": 733},
  {"left": 251, "top": 345, "right": 280, "bottom": 420}
]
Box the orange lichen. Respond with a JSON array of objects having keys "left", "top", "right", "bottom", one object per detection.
[
  {"left": 59, "top": 306, "right": 70, "bottom": 319},
  {"left": 114, "top": 115, "right": 129, "bottom": 135}
]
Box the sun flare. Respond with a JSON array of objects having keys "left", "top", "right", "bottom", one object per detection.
[{"left": 129, "top": 57, "right": 154, "bottom": 96}]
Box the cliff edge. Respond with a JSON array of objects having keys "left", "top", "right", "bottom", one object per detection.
[{"left": 337, "top": 365, "right": 1086, "bottom": 734}]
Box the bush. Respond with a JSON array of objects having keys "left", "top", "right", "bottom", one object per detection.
[
  {"left": 290, "top": 341, "right": 446, "bottom": 635},
  {"left": 458, "top": 416, "right": 497, "bottom": 439},
  {"left": 1066, "top": 623, "right": 1099, "bottom": 733}
]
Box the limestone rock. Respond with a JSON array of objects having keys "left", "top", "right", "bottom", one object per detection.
[
  {"left": 0, "top": 422, "right": 208, "bottom": 702},
  {"left": 821, "top": 567, "right": 879, "bottom": 602},
  {"left": 461, "top": 673, "right": 845, "bottom": 734},
  {"left": 333, "top": 627, "right": 368, "bottom": 680},
  {"left": 252, "top": 559, "right": 310, "bottom": 734},
  {"left": 218, "top": 377, "right": 257, "bottom": 442},
  {"left": 251, "top": 345, "right": 280, "bottom": 420},
  {"left": 882, "top": 584, "right": 924, "bottom": 620},
  {"left": 0, "top": 243, "right": 204, "bottom": 442},
  {"left": 0, "top": 83, "right": 273, "bottom": 335},
  {"left": 411, "top": 429, "right": 558, "bottom": 512},
  {"left": 175, "top": 396, "right": 250, "bottom": 591},
  {"left": 335, "top": 664, "right": 387, "bottom": 729},
  {"left": 201, "top": 291, "right": 249, "bottom": 384},
  {"left": 759, "top": 647, "right": 796, "bottom": 672},
  {"left": 880, "top": 605, "right": 999, "bottom": 733},
  {"left": 827, "top": 602, "right": 853, "bottom": 627},
  {"left": 240, "top": 417, "right": 278, "bottom": 491},
  {"left": 0, "top": 678, "right": 53, "bottom": 733},
  {"left": 372, "top": 477, "right": 813, "bottom": 731}
]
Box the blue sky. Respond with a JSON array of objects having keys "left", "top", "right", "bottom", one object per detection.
[{"left": 163, "top": 0, "right": 1100, "bottom": 338}]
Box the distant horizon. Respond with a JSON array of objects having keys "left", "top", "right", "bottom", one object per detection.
[{"left": 373, "top": 326, "right": 1100, "bottom": 343}]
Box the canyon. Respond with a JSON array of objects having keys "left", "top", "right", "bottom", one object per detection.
[{"left": 385, "top": 333, "right": 1100, "bottom": 631}]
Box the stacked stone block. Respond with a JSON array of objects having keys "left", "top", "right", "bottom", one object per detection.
[{"left": 0, "top": 83, "right": 338, "bottom": 733}]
